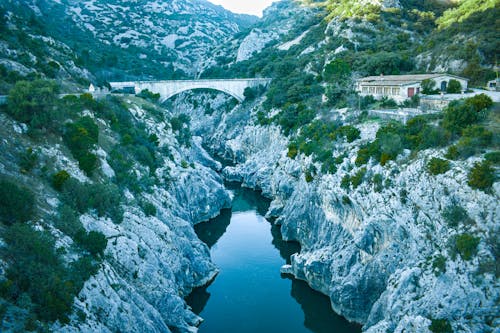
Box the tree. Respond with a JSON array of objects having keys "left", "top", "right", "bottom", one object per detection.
[
  {"left": 0, "top": 178, "right": 35, "bottom": 225},
  {"left": 427, "top": 157, "right": 450, "bottom": 175},
  {"left": 468, "top": 161, "right": 495, "bottom": 191},
  {"left": 446, "top": 79, "right": 462, "bottom": 93},
  {"left": 421, "top": 79, "right": 438, "bottom": 94},
  {"left": 7, "top": 80, "right": 60, "bottom": 126}
]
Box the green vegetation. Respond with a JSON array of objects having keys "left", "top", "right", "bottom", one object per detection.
[
  {"left": 443, "top": 94, "right": 493, "bottom": 136},
  {"left": 62, "top": 179, "right": 123, "bottom": 224},
  {"left": 0, "top": 223, "right": 99, "bottom": 325},
  {"left": 170, "top": 114, "right": 192, "bottom": 147},
  {"left": 427, "top": 158, "right": 450, "bottom": 175},
  {"left": 446, "top": 79, "right": 462, "bottom": 93},
  {"left": 432, "top": 255, "right": 447, "bottom": 276},
  {"left": 468, "top": 161, "right": 495, "bottom": 191},
  {"left": 429, "top": 318, "right": 452, "bottom": 333},
  {"left": 436, "top": 0, "right": 497, "bottom": 29},
  {"left": 75, "top": 230, "right": 108, "bottom": 257},
  {"left": 454, "top": 233, "right": 480, "bottom": 261},
  {"left": 137, "top": 89, "right": 160, "bottom": 103},
  {"left": 6, "top": 80, "right": 61, "bottom": 131},
  {"left": 421, "top": 79, "right": 439, "bottom": 95},
  {"left": 19, "top": 147, "right": 39, "bottom": 173},
  {"left": 442, "top": 204, "right": 473, "bottom": 227},
  {"left": 140, "top": 200, "right": 157, "bottom": 217},
  {"left": 52, "top": 170, "right": 71, "bottom": 191},
  {"left": 0, "top": 177, "right": 35, "bottom": 225},
  {"left": 63, "top": 116, "right": 99, "bottom": 175},
  {"left": 447, "top": 125, "right": 493, "bottom": 159},
  {"left": 484, "top": 151, "right": 500, "bottom": 165}
]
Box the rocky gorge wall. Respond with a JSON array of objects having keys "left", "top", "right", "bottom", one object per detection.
[{"left": 171, "top": 92, "right": 499, "bottom": 332}]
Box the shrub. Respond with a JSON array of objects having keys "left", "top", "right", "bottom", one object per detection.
[
  {"left": 421, "top": 79, "right": 438, "bottom": 94},
  {"left": 63, "top": 116, "right": 99, "bottom": 175},
  {"left": 442, "top": 204, "right": 472, "bottom": 227},
  {"left": 75, "top": 230, "right": 108, "bottom": 257},
  {"left": 136, "top": 89, "right": 160, "bottom": 103},
  {"left": 339, "top": 125, "right": 361, "bottom": 142},
  {"left": 429, "top": 318, "right": 452, "bottom": 333},
  {"left": 372, "top": 173, "right": 384, "bottom": 192},
  {"left": 484, "top": 151, "right": 500, "bottom": 165},
  {"left": 432, "top": 255, "right": 447, "bottom": 276},
  {"left": 468, "top": 161, "right": 495, "bottom": 191},
  {"left": 141, "top": 200, "right": 157, "bottom": 217},
  {"left": 446, "top": 79, "right": 462, "bottom": 93},
  {"left": 287, "top": 143, "right": 298, "bottom": 159},
  {"left": 0, "top": 178, "right": 35, "bottom": 225},
  {"left": 1, "top": 223, "right": 75, "bottom": 323},
  {"left": 427, "top": 158, "right": 450, "bottom": 175},
  {"left": 19, "top": 148, "right": 39, "bottom": 173},
  {"left": 342, "top": 195, "right": 352, "bottom": 205},
  {"left": 6, "top": 79, "right": 60, "bottom": 128},
  {"left": 305, "top": 171, "right": 314, "bottom": 183},
  {"left": 455, "top": 233, "right": 480, "bottom": 260},
  {"left": 55, "top": 205, "right": 84, "bottom": 237},
  {"left": 453, "top": 125, "right": 493, "bottom": 159},
  {"left": 52, "top": 170, "right": 71, "bottom": 191},
  {"left": 351, "top": 168, "right": 367, "bottom": 188},
  {"left": 341, "top": 175, "right": 351, "bottom": 190},
  {"left": 62, "top": 179, "right": 123, "bottom": 223},
  {"left": 442, "top": 95, "right": 492, "bottom": 135}
]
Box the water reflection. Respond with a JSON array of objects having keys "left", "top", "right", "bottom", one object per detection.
[{"left": 290, "top": 279, "right": 362, "bottom": 333}]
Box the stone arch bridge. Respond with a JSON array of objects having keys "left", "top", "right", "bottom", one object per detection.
[{"left": 109, "top": 78, "right": 272, "bottom": 103}]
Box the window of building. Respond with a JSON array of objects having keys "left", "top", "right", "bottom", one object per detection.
[
  {"left": 392, "top": 87, "right": 399, "bottom": 95},
  {"left": 383, "top": 87, "right": 390, "bottom": 96},
  {"left": 376, "top": 87, "right": 383, "bottom": 94}
]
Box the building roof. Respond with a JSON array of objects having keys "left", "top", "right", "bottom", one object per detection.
[{"left": 357, "top": 73, "right": 468, "bottom": 86}]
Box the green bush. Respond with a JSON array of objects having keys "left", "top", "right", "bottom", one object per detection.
[
  {"left": 52, "top": 170, "right": 71, "bottom": 191},
  {"left": 75, "top": 230, "right": 108, "bottom": 257},
  {"left": 446, "top": 79, "right": 462, "bottom": 93},
  {"left": 484, "top": 151, "right": 500, "bottom": 165},
  {"left": 0, "top": 178, "right": 35, "bottom": 225},
  {"left": 339, "top": 125, "right": 361, "bottom": 142},
  {"left": 442, "top": 95, "right": 492, "bottom": 135},
  {"left": 455, "top": 233, "right": 480, "bottom": 260},
  {"left": 287, "top": 143, "right": 299, "bottom": 159},
  {"left": 442, "top": 204, "right": 472, "bottom": 227},
  {"left": 62, "top": 179, "right": 123, "bottom": 223},
  {"left": 1, "top": 223, "right": 75, "bottom": 323},
  {"left": 468, "top": 161, "right": 495, "bottom": 191},
  {"left": 427, "top": 158, "right": 450, "bottom": 175},
  {"left": 429, "top": 318, "right": 452, "bottom": 333},
  {"left": 141, "top": 200, "right": 157, "bottom": 217},
  {"left": 63, "top": 116, "right": 99, "bottom": 175},
  {"left": 6, "top": 79, "right": 60, "bottom": 129},
  {"left": 19, "top": 148, "right": 39, "bottom": 173},
  {"left": 55, "top": 205, "right": 84, "bottom": 237},
  {"left": 136, "top": 89, "right": 160, "bottom": 102},
  {"left": 372, "top": 173, "right": 384, "bottom": 192},
  {"left": 432, "top": 255, "right": 447, "bottom": 276},
  {"left": 421, "top": 79, "right": 439, "bottom": 94},
  {"left": 452, "top": 125, "right": 493, "bottom": 159},
  {"left": 351, "top": 168, "right": 367, "bottom": 188}
]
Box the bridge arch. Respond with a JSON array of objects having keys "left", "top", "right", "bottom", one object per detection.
[{"left": 159, "top": 86, "right": 244, "bottom": 103}]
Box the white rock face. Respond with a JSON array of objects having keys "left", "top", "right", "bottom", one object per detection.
[{"left": 237, "top": 29, "right": 277, "bottom": 62}]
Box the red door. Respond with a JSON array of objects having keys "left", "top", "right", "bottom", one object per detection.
[{"left": 408, "top": 87, "right": 415, "bottom": 97}]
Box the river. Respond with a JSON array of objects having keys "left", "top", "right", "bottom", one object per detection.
[{"left": 186, "top": 184, "right": 361, "bottom": 333}]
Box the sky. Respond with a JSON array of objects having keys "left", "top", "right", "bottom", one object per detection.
[{"left": 207, "top": 0, "right": 279, "bottom": 17}]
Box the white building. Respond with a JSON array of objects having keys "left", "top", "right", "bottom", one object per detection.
[{"left": 356, "top": 74, "right": 469, "bottom": 103}]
